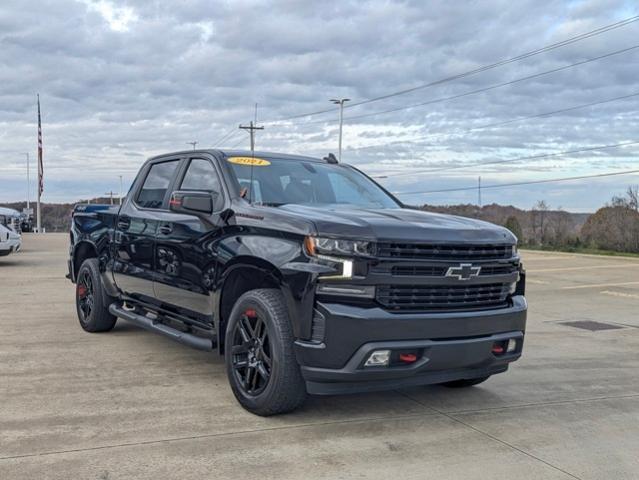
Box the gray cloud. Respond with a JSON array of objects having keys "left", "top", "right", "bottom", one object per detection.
[{"left": 0, "top": 0, "right": 638, "bottom": 209}]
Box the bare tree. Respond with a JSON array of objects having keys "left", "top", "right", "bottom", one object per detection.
[
  {"left": 551, "top": 207, "right": 571, "bottom": 246},
  {"left": 627, "top": 185, "right": 638, "bottom": 211},
  {"left": 531, "top": 200, "right": 549, "bottom": 245}
]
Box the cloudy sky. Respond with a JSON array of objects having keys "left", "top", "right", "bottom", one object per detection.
[{"left": 1, "top": 0, "right": 638, "bottom": 211}]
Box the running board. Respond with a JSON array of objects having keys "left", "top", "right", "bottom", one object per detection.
[{"left": 109, "top": 304, "right": 215, "bottom": 351}]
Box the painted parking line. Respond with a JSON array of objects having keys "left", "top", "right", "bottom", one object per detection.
[
  {"left": 521, "top": 249, "right": 639, "bottom": 261},
  {"left": 562, "top": 281, "right": 639, "bottom": 290},
  {"left": 527, "top": 279, "right": 550, "bottom": 285},
  {"left": 600, "top": 290, "right": 639, "bottom": 300},
  {"left": 529, "top": 264, "right": 639, "bottom": 273}
]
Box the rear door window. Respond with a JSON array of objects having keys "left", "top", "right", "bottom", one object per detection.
[{"left": 136, "top": 160, "right": 179, "bottom": 209}]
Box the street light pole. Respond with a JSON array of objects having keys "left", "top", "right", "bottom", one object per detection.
[
  {"left": 330, "top": 98, "right": 350, "bottom": 161},
  {"left": 187, "top": 141, "right": 198, "bottom": 150}
]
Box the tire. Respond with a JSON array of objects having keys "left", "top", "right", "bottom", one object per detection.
[
  {"left": 225, "top": 288, "right": 307, "bottom": 416},
  {"left": 441, "top": 376, "right": 491, "bottom": 388},
  {"left": 75, "top": 258, "right": 117, "bottom": 333}
]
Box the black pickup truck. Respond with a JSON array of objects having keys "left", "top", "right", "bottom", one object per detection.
[{"left": 68, "top": 149, "right": 526, "bottom": 415}]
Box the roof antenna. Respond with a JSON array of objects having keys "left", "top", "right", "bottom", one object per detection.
[{"left": 324, "top": 153, "right": 338, "bottom": 164}]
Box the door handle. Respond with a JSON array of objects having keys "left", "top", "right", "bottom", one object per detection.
[
  {"left": 158, "top": 224, "right": 173, "bottom": 235},
  {"left": 117, "top": 216, "right": 131, "bottom": 231}
]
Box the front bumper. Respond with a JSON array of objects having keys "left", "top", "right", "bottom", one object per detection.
[
  {"left": 295, "top": 295, "right": 527, "bottom": 395},
  {"left": 0, "top": 238, "right": 21, "bottom": 256}
]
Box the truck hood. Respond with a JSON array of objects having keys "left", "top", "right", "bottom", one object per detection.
[{"left": 277, "top": 205, "right": 515, "bottom": 244}]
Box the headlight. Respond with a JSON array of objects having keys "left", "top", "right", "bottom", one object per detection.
[
  {"left": 304, "top": 236, "right": 371, "bottom": 280},
  {"left": 304, "top": 236, "right": 371, "bottom": 257}
]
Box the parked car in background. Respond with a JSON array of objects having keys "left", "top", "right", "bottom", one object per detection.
[
  {"left": 0, "top": 207, "right": 22, "bottom": 234},
  {"left": 0, "top": 224, "right": 21, "bottom": 257}
]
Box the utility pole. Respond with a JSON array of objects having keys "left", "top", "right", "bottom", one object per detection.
[
  {"left": 330, "top": 98, "right": 350, "bottom": 161},
  {"left": 119, "top": 175, "right": 123, "bottom": 205},
  {"left": 239, "top": 121, "right": 264, "bottom": 153},
  {"left": 105, "top": 191, "right": 116, "bottom": 205},
  {"left": 478, "top": 176, "right": 482, "bottom": 207},
  {"left": 24, "top": 153, "right": 30, "bottom": 210},
  {"left": 187, "top": 141, "right": 198, "bottom": 150}
]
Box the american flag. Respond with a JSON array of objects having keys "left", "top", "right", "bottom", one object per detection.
[{"left": 37, "top": 94, "right": 43, "bottom": 195}]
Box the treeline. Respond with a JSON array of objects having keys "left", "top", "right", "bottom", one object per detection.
[
  {"left": 2, "top": 187, "right": 639, "bottom": 254},
  {"left": 421, "top": 185, "right": 639, "bottom": 254},
  {"left": 1, "top": 198, "right": 114, "bottom": 232}
]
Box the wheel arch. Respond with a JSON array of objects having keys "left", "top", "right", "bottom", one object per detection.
[
  {"left": 216, "top": 258, "right": 283, "bottom": 354},
  {"left": 73, "top": 241, "right": 99, "bottom": 281}
]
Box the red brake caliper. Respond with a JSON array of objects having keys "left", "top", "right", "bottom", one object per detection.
[{"left": 77, "top": 285, "right": 87, "bottom": 298}]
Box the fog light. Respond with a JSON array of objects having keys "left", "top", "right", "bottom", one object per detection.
[
  {"left": 507, "top": 338, "right": 517, "bottom": 353},
  {"left": 365, "top": 350, "right": 391, "bottom": 367}
]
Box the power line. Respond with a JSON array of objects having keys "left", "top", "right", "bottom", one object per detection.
[
  {"left": 361, "top": 92, "right": 639, "bottom": 169},
  {"left": 264, "top": 15, "right": 639, "bottom": 124},
  {"left": 298, "top": 45, "right": 639, "bottom": 129},
  {"left": 462, "top": 91, "right": 639, "bottom": 132},
  {"left": 378, "top": 140, "right": 639, "bottom": 178},
  {"left": 229, "top": 135, "right": 247, "bottom": 149},
  {"left": 394, "top": 169, "right": 639, "bottom": 196},
  {"left": 212, "top": 125, "right": 242, "bottom": 147}
]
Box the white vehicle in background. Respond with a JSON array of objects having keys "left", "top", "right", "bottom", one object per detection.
[{"left": 0, "top": 224, "right": 21, "bottom": 257}]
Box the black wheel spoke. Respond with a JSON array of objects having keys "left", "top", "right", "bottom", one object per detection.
[
  {"left": 251, "top": 365, "right": 260, "bottom": 391},
  {"left": 232, "top": 343, "right": 250, "bottom": 355},
  {"left": 233, "top": 359, "right": 248, "bottom": 369},
  {"left": 242, "top": 315, "right": 255, "bottom": 337},
  {"left": 238, "top": 322, "right": 251, "bottom": 343},
  {"left": 245, "top": 366, "right": 254, "bottom": 391},
  {"left": 257, "top": 363, "right": 270, "bottom": 382},
  {"left": 261, "top": 350, "right": 272, "bottom": 367},
  {"left": 254, "top": 319, "right": 263, "bottom": 341}
]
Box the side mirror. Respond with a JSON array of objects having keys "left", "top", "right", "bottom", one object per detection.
[{"left": 169, "top": 191, "right": 214, "bottom": 215}]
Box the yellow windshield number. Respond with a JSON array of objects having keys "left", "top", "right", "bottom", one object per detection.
[{"left": 227, "top": 157, "right": 271, "bottom": 167}]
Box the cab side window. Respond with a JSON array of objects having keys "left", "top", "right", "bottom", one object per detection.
[
  {"left": 137, "top": 160, "right": 179, "bottom": 209},
  {"left": 180, "top": 159, "right": 221, "bottom": 193},
  {"left": 180, "top": 158, "right": 224, "bottom": 210}
]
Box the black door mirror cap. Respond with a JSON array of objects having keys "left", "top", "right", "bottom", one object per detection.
[{"left": 169, "top": 191, "right": 214, "bottom": 215}]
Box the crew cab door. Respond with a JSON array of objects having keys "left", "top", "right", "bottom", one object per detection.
[
  {"left": 153, "top": 156, "right": 227, "bottom": 318},
  {"left": 112, "top": 158, "right": 181, "bottom": 302}
]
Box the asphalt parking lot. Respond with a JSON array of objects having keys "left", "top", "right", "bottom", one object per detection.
[{"left": 1, "top": 233, "right": 638, "bottom": 479}]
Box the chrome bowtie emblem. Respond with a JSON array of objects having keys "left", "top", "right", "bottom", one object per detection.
[{"left": 446, "top": 263, "right": 481, "bottom": 280}]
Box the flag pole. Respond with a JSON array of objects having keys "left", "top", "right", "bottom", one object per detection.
[{"left": 36, "top": 94, "right": 43, "bottom": 233}]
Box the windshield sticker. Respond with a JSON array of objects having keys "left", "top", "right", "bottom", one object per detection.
[{"left": 227, "top": 156, "right": 271, "bottom": 166}]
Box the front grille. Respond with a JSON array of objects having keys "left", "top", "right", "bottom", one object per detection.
[
  {"left": 376, "top": 283, "right": 510, "bottom": 311},
  {"left": 479, "top": 265, "right": 518, "bottom": 275},
  {"left": 377, "top": 243, "right": 514, "bottom": 260},
  {"left": 392, "top": 265, "right": 447, "bottom": 276},
  {"left": 391, "top": 264, "right": 517, "bottom": 277}
]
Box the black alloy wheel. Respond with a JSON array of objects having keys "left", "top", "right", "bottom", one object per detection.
[
  {"left": 224, "top": 289, "right": 306, "bottom": 416},
  {"left": 77, "top": 269, "right": 95, "bottom": 322},
  {"left": 75, "top": 258, "right": 117, "bottom": 332},
  {"left": 230, "top": 308, "right": 272, "bottom": 396}
]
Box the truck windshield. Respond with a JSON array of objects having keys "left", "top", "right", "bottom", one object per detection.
[{"left": 226, "top": 157, "right": 400, "bottom": 209}]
